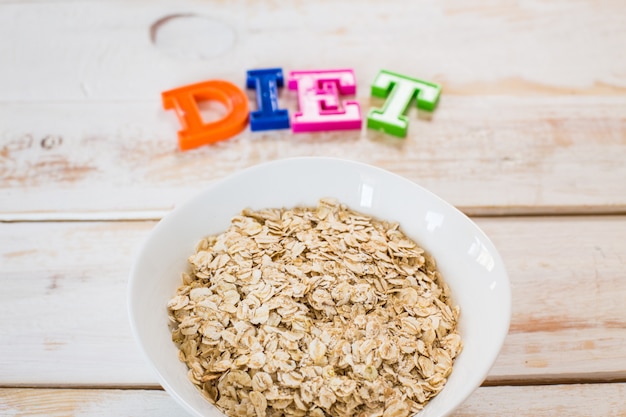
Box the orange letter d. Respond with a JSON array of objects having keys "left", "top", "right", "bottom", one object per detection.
[{"left": 162, "top": 80, "right": 249, "bottom": 151}]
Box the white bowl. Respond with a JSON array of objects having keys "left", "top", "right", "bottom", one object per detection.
[{"left": 128, "top": 157, "right": 511, "bottom": 417}]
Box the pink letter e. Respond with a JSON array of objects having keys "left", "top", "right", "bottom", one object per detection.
[{"left": 288, "top": 69, "right": 362, "bottom": 133}]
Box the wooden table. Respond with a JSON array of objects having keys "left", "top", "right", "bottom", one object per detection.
[{"left": 1, "top": 1, "right": 625, "bottom": 415}]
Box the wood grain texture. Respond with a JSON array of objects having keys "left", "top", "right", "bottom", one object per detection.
[
  {"left": 1, "top": 97, "right": 625, "bottom": 217},
  {"left": 0, "top": 222, "right": 158, "bottom": 386},
  {"left": 1, "top": 0, "right": 625, "bottom": 216},
  {"left": 1, "top": 1, "right": 625, "bottom": 101},
  {"left": 478, "top": 216, "right": 626, "bottom": 383},
  {"left": 1, "top": 217, "right": 625, "bottom": 387},
  {"left": 2, "top": 383, "right": 626, "bottom": 417},
  {"left": 2, "top": 0, "right": 625, "bottom": 413}
]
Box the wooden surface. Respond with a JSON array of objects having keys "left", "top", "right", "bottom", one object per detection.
[{"left": 1, "top": 0, "right": 625, "bottom": 416}]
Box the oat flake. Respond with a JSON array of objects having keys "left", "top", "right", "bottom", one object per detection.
[{"left": 168, "top": 199, "right": 462, "bottom": 417}]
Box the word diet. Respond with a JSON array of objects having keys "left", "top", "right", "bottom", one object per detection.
[{"left": 162, "top": 68, "right": 441, "bottom": 151}]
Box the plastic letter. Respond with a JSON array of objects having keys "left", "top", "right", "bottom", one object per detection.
[
  {"left": 246, "top": 68, "right": 290, "bottom": 131},
  {"left": 162, "top": 80, "right": 249, "bottom": 150},
  {"left": 288, "top": 69, "right": 362, "bottom": 133},
  {"left": 367, "top": 70, "right": 441, "bottom": 138}
]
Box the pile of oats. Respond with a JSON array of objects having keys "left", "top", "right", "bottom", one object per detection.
[{"left": 167, "top": 199, "right": 461, "bottom": 417}]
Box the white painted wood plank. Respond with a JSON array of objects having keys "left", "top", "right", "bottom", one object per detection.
[
  {"left": 480, "top": 216, "right": 626, "bottom": 381},
  {"left": 0, "top": 388, "right": 185, "bottom": 417},
  {"left": 0, "top": 0, "right": 625, "bottom": 101},
  {"left": 0, "top": 217, "right": 625, "bottom": 386},
  {"left": 2, "top": 383, "right": 626, "bottom": 416},
  {"left": 0, "top": 222, "right": 158, "bottom": 386},
  {"left": 452, "top": 383, "right": 626, "bottom": 417},
  {"left": 1, "top": 96, "right": 625, "bottom": 216},
  {"left": 1, "top": 0, "right": 625, "bottom": 216}
]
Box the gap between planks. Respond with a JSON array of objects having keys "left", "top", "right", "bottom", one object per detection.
[
  {"left": 3, "top": 207, "right": 626, "bottom": 223},
  {"left": 0, "top": 210, "right": 170, "bottom": 223},
  {"left": 3, "top": 375, "right": 626, "bottom": 391}
]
